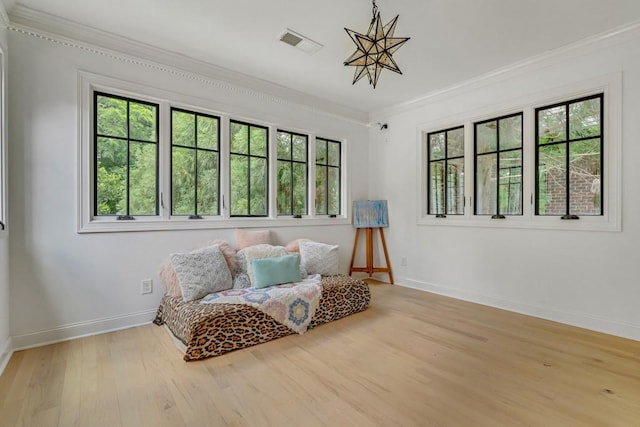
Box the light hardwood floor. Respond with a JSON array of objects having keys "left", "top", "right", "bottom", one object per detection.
[{"left": 1, "top": 281, "right": 639, "bottom": 426}]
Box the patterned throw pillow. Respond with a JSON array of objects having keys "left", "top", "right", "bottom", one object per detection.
[
  {"left": 159, "top": 239, "right": 236, "bottom": 297},
  {"left": 232, "top": 250, "right": 252, "bottom": 289},
  {"left": 232, "top": 273, "right": 252, "bottom": 289},
  {"left": 299, "top": 241, "right": 339, "bottom": 275},
  {"left": 208, "top": 239, "right": 238, "bottom": 275},
  {"left": 170, "top": 245, "right": 232, "bottom": 302}
]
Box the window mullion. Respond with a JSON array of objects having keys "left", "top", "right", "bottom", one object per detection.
[
  {"left": 269, "top": 126, "right": 278, "bottom": 218},
  {"left": 309, "top": 134, "right": 317, "bottom": 217},
  {"left": 443, "top": 134, "right": 449, "bottom": 215},
  {"left": 324, "top": 144, "right": 329, "bottom": 215},
  {"left": 126, "top": 101, "right": 131, "bottom": 216},
  {"left": 220, "top": 115, "right": 230, "bottom": 219},
  {"left": 92, "top": 91, "right": 98, "bottom": 218},
  {"left": 522, "top": 107, "right": 534, "bottom": 219},
  {"left": 246, "top": 129, "right": 251, "bottom": 216},
  {"left": 464, "top": 123, "right": 473, "bottom": 217},
  {"left": 472, "top": 125, "right": 479, "bottom": 216},
  {"left": 495, "top": 125, "right": 501, "bottom": 216},
  {"left": 565, "top": 105, "right": 571, "bottom": 216},
  {"left": 337, "top": 142, "right": 342, "bottom": 216},
  {"left": 292, "top": 158, "right": 297, "bottom": 215},
  {"left": 289, "top": 138, "right": 294, "bottom": 215},
  {"left": 164, "top": 102, "right": 173, "bottom": 219},
  {"left": 193, "top": 117, "right": 199, "bottom": 216},
  {"left": 160, "top": 102, "right": 170, "bottom": 219},
  {"left": 599, "top": 93, "right": 605, "bottom": 216}
]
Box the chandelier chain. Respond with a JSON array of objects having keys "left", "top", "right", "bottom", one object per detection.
[{"left": 372, "top": 0, "right": 378, "bottom": 18}]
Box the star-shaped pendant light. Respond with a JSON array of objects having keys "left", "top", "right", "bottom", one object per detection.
[{"left": 344, "top": 0, "right": 410, "bottom": 88}]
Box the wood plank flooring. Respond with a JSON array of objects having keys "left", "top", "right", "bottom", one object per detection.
[{"left": 1, "top": 281, "right": 639, "bottom": 426}]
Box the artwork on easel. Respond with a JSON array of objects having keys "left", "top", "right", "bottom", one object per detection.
[
  {"left": 350, "top": 200, "right": 394, "bottom": 284},
  {"left": 353, "top": 200, "right": 389, "bottom": 228}
]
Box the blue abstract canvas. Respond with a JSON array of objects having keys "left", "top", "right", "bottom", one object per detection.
[{"left": 353, "top": 200, "right": 389, "bottom": 228}]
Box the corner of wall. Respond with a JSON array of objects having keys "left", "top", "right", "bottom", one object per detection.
[{"left": 0, "top": 336, "right": 12, "bottom": 376}]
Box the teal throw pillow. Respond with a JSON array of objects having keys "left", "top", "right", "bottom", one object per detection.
[{"left": 252, "top": 254, "right": 302, "bottom": 289}]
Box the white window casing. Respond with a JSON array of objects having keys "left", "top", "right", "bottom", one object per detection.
[
  {"left": 78, "top": 71, "right": 350, "bottom": 233},
  {"left": 417, "top": 72, "right": 621, "bottom": 232}
]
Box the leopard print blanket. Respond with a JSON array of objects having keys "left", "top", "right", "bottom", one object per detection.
[{"left": 153, "top": 275, "right": 370, "bottom": 361}]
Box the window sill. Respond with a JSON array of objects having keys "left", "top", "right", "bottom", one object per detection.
[
  {"left": 78, "top": 216, "right": 350, "bottom": 233},
  {"left": 417, "top": 215, "right": 620, "bottom": 232}
]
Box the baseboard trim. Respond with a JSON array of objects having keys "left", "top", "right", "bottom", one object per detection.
[
  {"left": 0, "top": 337, "right": 13, "bottom": 376},
  {"left": 396, "top": 276, "right": 640, "bottom": 342},
  {"left": 11, "top": 309, "right": 158, "bottom": 351}
]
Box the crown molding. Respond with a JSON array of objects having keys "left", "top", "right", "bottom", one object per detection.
[
  {"left": 7, "top": 4, "right": 369, "bottom": 126},
  {"left": 373, "top": 18, "right": 640, "bottom": 119},
  {"left": 0, "top": 0, "right": 9, "bottom": 28}
]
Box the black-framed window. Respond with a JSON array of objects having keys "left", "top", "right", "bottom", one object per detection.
[
  {"left": 427, "top": 126, "right": 464, "bottom": 216},
  {"left": 276, "top": 130, "right": 308, "bottom": 216},
  {"left": 475, "top": 113, "right": 523, "bottom": 217},
  {"left": 229, "top": 120, "right": 268, "bottom": 217},
  {"left": 535, "top": 94, "right": 603, "bottom": 217},
  {"left": 94, "top": 92, "right": 159, "bottom": 218},
  {"left": 171, "top": 108, "right": 220, "bottom": 218},
  {"left": 315, "top": 138, "right": 341, "bottom": 216}
]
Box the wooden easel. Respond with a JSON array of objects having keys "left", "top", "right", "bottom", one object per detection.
[{"left": 349, "top": 227, "right": 394, "bottom": 284}]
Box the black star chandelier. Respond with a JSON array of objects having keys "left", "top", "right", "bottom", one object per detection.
[{"left": 344, "top": 0, "right": 410, "bottom": 88}]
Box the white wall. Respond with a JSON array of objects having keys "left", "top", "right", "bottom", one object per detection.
[
  {"left": 369, "top": 26, "right": 640, "bottom": 340},
  {"left": 8, "top": 30, "right": 369, "bottom": 348}
]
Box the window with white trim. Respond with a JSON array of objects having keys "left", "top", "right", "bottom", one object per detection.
[
  {"left": 94, "top": 92, "right": 159, "bottom": 219},
  {"left": 78, "top": 73, "right": 349, "bottom": 232},
  {"left": 474, "top": 113, "right": 523, "bottom": 217},
  {"left": 276, "top": 130, "right": 308, "bottom": 216},
  {"left": 426, "top": 126, "right": 465, "bottom": 216},
  {"left": 419, "top": 74, "right": 620, "bottom": 231},
  {"left": 171, "top": 108, "right": 220, "bottom": 218},
  {"left": 229, "top": 120, "right": 269, "bottom": 217},
  {"left": 535, "top": 94, "right": 603, "bottom": 218},
  {"left": 315, "top": 137, "right": 341, "bottom": 216}
]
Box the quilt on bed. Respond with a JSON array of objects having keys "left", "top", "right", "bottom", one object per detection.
[
  {"left": 153, "top": 274, "right": 370, "bottom": 361},
  {"left": 201, "top": 274, "right": 323, "bottom": 334}
]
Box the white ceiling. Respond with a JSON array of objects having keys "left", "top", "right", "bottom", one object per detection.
[{"left": 7, "top": 0, "right": 640, "bottom": 115}]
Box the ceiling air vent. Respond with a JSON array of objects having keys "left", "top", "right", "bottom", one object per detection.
[
  {"left": 281, "top": 32, "right": 303, "bottom": 47},
  {"left": 279, "top": 28, "right": 323, "bottom": 55}
]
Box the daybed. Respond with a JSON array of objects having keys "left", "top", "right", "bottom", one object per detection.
[{"left": 154, "top": 274, "right": 370, "bottom": 361}]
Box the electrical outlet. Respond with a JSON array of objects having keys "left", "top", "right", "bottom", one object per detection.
[
  {"left": 141, "top": 279, "right": 153, "bottom": 295},
  {"left": 401, "top": 257, "right": 407, "bottom": 267}
]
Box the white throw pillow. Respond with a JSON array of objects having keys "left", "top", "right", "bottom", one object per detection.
[
  {"left": 299, "top": 241, "right": 339, "bottom": 275},
  {"left": 170, "top": 244, "right": 232, "bottom": 302},
  {"left": 241, "top": 244, "right": 288, "bottom": 286}
]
